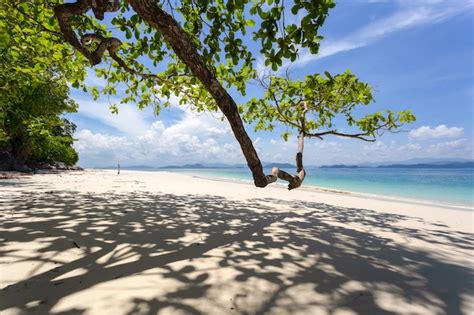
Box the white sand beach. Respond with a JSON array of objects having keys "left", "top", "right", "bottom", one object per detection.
[{"left": 0, "top": 169, "right": 473, "bottom": 314}]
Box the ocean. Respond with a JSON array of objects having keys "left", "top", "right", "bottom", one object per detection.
[{"left": 152, "top": 167, "right": 474, "bottom": 208}]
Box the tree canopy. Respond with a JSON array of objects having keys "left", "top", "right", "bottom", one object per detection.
[
  {"left": 2, "top": 0, "right": 415, "bottom": 187},
  {"left": 0, "top": 3, "right": 81, "bottom": 170}
]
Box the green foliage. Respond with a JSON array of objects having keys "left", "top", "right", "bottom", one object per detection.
[
  {"left": 106, "top": 0, "right": 333, "bottom": 111},
  {"left": 0, "top": 1, "right": 80, "bottom": 167},
  {"left": 0, "top": 1, "right": 86, "bottom": 86},
  {"left": 1, "top": 0, "right": 414, "bottom": 166},
  {"left": 0, "top": 73, "right": 79, "bottom": 166},
  {"left": 2, "top": 0, "right": 336, "bottom": 114},
  {"left": 243, "top": 70, "right": 415, "bottom": 141},
  {"left": 27, "top": 117, "right": 79, "bottom": 166}
]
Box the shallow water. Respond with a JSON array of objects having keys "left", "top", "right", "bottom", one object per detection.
[{"left": 156, "top": 167, "right": 474, "bottom": 207}]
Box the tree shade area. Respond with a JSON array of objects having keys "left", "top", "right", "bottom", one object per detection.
[
  {"left": 1, "top": 3, "right": 472, "bottom": 315},
  {"left": 0, "top": 0, "right": 414, "bottom": 187}
]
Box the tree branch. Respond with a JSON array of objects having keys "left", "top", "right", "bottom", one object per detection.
[
  {"left": 306, "top": 130, "right": 376, "bottom": 142},
  {"left": 271, "top": 132, "right": 306, "bottom": 190},
  {"left": 54, "top": 0, "right": 100, "bottom": 64},
  {"left": 54, "top": 0, "right": 306, "bottom": 189},
  {"left": 255, "top": 75, "right": 302, "bottom": 130}
]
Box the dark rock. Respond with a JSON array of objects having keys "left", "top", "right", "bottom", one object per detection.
[
  {"left": 40, "top": 162, "right": 56, "bottom": 170},
  {"left": 13, "top": 164, "right": 32, "bottom": 173},
  {"left": 69, "top": 165, "right": 84, "bottom": 171},
  {"left": 0, "top": 150, "right": 13, "bottom": 171},
  {"left": 55, "top": 162, "right": 67, "bottom": 170}
]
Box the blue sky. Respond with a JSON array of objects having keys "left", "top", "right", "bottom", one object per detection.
[{"left": 70, "top": 0, "right": 474, "bottom": 167}]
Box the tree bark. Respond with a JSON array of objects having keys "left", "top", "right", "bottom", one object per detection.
[
  {"left": 54, "top": 0, "right": 101, "bottom": 64},
  {"left": 271, "top": 133, "right": 306, "bottom": 190}
]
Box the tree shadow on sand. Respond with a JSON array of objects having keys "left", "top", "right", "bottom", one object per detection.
[{"left": 0, "top": 190, "right": 472, "bottom": 314}]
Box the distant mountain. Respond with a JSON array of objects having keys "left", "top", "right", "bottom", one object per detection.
[
  {"left": 123, "top": 165, "right": 158, "bottom": 169},
  {"left": 226, "top": 163, "right": 248, "bottom": 168},
  {"left": 320, "top": 164, "right": 366, "bottom": 169},
  {"left": 98, "top": 165, "right": 158, "bottom": 170},
  {"left": 379, "top": 162, "right": 474, "bottom": 169},
  {"left": 204, "top": 162, "right": 240, "bottom": 168},
  {"left": 160, "top": 163, "right": 207, "bottom": 169},
  {"left": 318, "top": 160, "right": 474, "bottom": 169},
  {"left": 359, "top": 158, "right": 474, "bottom": 167},
  {"left": 158, "top": 162, "right": 295, "bottom": 169},
  {"left": 97, "top": 158, "right": 474, "bottom": 170}
]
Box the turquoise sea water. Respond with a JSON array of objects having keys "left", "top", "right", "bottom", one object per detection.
[{"left": 156, "top": 167, "right": 474, "bottom": 207}]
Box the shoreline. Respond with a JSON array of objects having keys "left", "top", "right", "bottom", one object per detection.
[
  {"left": 1, "top": 169, "right": 472, "bottom": 232},
  {"left": 2, "top": 167, "right": 471, "bottom": 211},
  {"left": 116, "top": 168, "right": 473, "bottom": 211},
  {"left": 190, "top": 173, "right": 474, "bottom": 211}
]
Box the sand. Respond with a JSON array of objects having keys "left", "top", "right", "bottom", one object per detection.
[{"left": 0, "top": 169, "right": 472, "bottom": 314}]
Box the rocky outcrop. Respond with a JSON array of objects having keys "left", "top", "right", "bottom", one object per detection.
[
  {"left": 55, "top": 162, "right": 67, "bottom": 170},
  {"left": 68, "top": 165, "right": 84, "bottom": 171},
  {"left": 0, "top": 154, "right": 83, "bottom": 173}
]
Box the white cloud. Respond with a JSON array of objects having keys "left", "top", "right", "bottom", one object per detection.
[
  {"left": 352, "top": 137, "right": 472, "bottom": 162},
  {"left": 74, "top": 108, "right": 245, "bottom": 166},
  {"left": 72, "top": 95, "right": 471, "bottom": 167},
  {"left": 409, "top": 125, "right": 463, "bottom": 140},
  {"left": 314, "top": 141, "right": 342, "bottom": 150},
  {"left": 397, "top": 142, "right": 422, "bottom": 151},
  {"left": 76, "top": 98, "right": 152, "bottom": 136},
  {"left": 272, "top": 153, "right": 283, "bottom": 161},
  {"left": 74, "top": 130, "right": 132, "bottom": 162},
  {"left": 84, "top": 69, "right": 108, "bottom": 88},
  {"left": 428, "top": 139, "right": 472, "bottom": 156},
  {"left": 363, "top": 140, "right": 387, "bottom": 151}
]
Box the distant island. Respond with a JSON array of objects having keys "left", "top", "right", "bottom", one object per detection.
[
  {"left": 379, "top": 162, "right": 474, "bottom": 169},
  {"left": 320, "top": 164, "right": 367, "bottom": 169},
  {"left": 159, "top": 163, "right": 296, "bottom": 169},
  {"left": 96, "top": 159, "right": 474, "bottom": 170},
  {"left": 160, "top": 163, "right": 208, "bottom": 169},
  {"left": 320, "top": 162, "right": 474, "bottom": 169}
]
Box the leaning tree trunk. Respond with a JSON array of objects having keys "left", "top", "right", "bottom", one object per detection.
[
  {"left": 125, "top": 0, "right": 273, "bottom": 187},
  {"left": 54, "top": 0, "right": 305, "bottom": 189}
]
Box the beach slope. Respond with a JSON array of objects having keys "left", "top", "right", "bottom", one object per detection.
[{"left": 0, "top": 170, "right": 472, "bottom": 314}]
